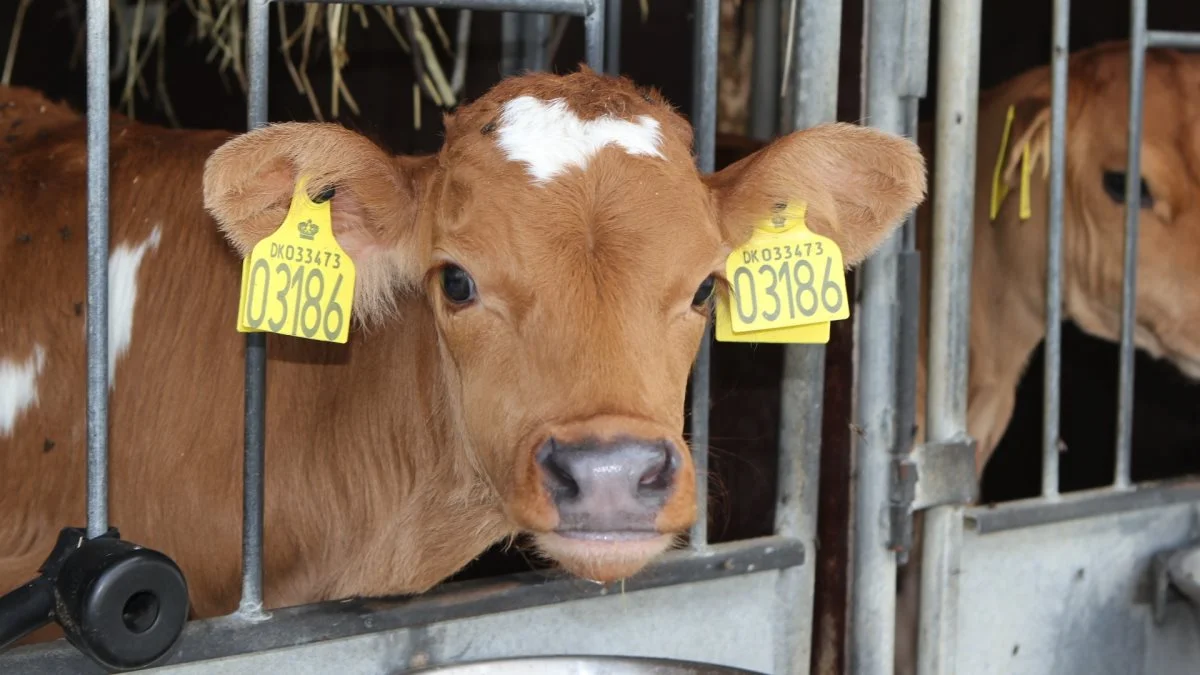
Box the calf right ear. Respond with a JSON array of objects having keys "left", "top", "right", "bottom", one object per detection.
[{"left": 202, "top": 122, "right": 436, "bottom": 326}]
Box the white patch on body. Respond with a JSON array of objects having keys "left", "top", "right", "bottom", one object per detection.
[
  {"left": 0, "top": 345, "right": 47, "bottom": 438},
  {"left": 495, "top": 96, "right": 665, "bottom": 184},
  {"left": 107, "top": 226, "right": 162, "bottom": 389}
]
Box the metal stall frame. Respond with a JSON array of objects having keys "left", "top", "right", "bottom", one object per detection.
[
  {"left": 908, "top": 0, "right": 1200, "bottom": 673},
  {"left": 0, "top": 0, "right": 827, "bottom": 672},
  {"left": 849, "top": 0, "right": 933, "bottom": 672}
]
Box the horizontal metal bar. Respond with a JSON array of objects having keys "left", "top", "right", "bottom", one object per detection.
[
  {"left": 273, "top": 0, "right": 592, "bottom": 16},
  {"left": 966, "top": 480, "right": 1200, "bottom": 535},
  {"left": 1147, "top": 30, "right": 1200, "bottom": 50},
  {"left": 0, "top": 537, "right": 803, "bottom": 672}
]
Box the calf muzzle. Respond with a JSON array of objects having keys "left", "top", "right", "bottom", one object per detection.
[{"left": 536, "top": 436, "right": 679, "bottom": 534}]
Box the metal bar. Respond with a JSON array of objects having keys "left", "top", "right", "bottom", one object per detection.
[
  {"left": 774, "top": 0, "right": 841, "bottom": 669},
  {"left": 521, "top": 13, "right": 551, "bottom": 71},
  {"left": 966, "top": 480, "right": 1200, "bottom": 534},
  {"left": 85, "top": 0, "right": 110, "bottom": 540},
  {"left": 605, "top": 0, "right": 621, "bottom": 74},
  {"left": 583, "top": 0, "right": 605, "bottom": 72},
  {"left": 1, "top": 536, "right": 805, "bottom": 672},
  {"left": 1042, "top": 0, "right": 1070, "bottom": 498},
  {"left": 500, "top": 13, "right": 521, "bottom": 77},
  {"left": 849, "top": 0, "right": 907, "bottom": 670},
  {"left": 1115, "top": 0, "right": 1148, "bottom": 490},
  {"left": 275, "top": 0, "right": 591, "bottom": 15},
  {"left": 917, "top": 1, "right": 982, "bottom": 672},
  {"left": 1147, "top": 30, "right": 1200, "bottom": 50},
  {"left": 688, "top": 0, "right": 718, "bottom": 551},
  {"left": 239, "top": 0, "right": 271, "bottom": 621},
  {"left": 748, "top": 0, "right": 780, "bottom": 140}
]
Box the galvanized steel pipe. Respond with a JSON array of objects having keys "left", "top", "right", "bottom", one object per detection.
[
  {"left": 918, "top": 1, "right": 982, "bottom": 673},
  {"left": 1114, "top": 0, "right": 1148, "bottom": 490},
  {"left": 1042, "top": 0, "right": 1070, "bottom": 498},
  {"left": 688, "top": 0, "right": 719, "bottom": 550},
  {"left": 850, "top": 0, "right": 908, "bottom": 670},
  {"left": 86, "top": 0, "right": 111, "bottom": 540}
]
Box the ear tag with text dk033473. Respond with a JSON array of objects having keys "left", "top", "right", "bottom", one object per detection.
[
  {"left": 715, "top": 202, "right": 849, "bottom": 344},
  {"left": 236, "top": 176, "right": 357, "bottom": 344}
]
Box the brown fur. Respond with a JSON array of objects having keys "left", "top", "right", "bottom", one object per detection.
[{"left": 0, "top": 67, "right": 925, "bottom": 638}]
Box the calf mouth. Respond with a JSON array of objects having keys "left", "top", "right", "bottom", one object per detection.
[{"left": 532, "top": 529, "right": 677, "bottom": 583}]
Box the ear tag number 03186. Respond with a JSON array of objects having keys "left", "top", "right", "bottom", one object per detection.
[
  {"left": 715, "top": 203, "right": 848, "bottom": 344},
  {"left": 236, "top": 176, "right": 357, "bottom": 344}
]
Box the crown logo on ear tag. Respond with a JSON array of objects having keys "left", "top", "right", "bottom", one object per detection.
[
  {"left": 235, "top": 175, "right": 358, "bottom": 344},
  {"left": 714, "top": 201, "right": 849, "bottom": 345},
  {"left": 297, "top": 219, "right": 320, "bottom": 241}
]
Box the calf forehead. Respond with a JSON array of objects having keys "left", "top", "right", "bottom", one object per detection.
[
  {"left": 1081, "top": 54, "right": 1200, "bottom": 148},
  {"left": 436, "top": 71, "right": 720, "bottom": 275}
]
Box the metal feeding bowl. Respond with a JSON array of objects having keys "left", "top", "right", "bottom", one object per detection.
[{"left": 408, "top": 656, "right": 766, "bottom": 675}]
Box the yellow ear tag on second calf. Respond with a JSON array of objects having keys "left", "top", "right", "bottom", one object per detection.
[
  {"left": 714, "top": 203, "right": 849, "bottom": 345},
  {"left": 236, "top": 176, "right": 357, "bottom": 344}
]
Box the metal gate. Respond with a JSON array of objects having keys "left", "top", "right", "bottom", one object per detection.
[
  {"left": 851, "top": 1, "right": 1200, "bottom": 674},
  {"left": 0, "top": 0, "right": 860, "bottom": 673}
]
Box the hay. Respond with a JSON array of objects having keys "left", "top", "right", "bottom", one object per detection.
[{"left": 5, "top": 0, "right": 665, "bottom": 127}]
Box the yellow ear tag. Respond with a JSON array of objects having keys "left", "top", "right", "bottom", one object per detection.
[
  {"left": 236, "top": 176, "right": 357, "bottom": 344},
  {"left": 714, "top": 202, "right": 848, "bottom": 345},
  {"left": 990, "top": 104, "right": 1016, "bottom": 222}
]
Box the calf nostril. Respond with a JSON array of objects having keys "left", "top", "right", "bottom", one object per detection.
[
  {"left": 538, "top": 438, "right": 581, "bottom": 499},
  {"left": 636, "top": 442, "right": 674, "bottom": 495}
]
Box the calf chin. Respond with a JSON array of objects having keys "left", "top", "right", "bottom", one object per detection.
[{"left": 532, "top": 531, "right": 678, "bottom": 583}]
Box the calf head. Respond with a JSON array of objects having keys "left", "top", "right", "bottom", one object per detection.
[
  {"left": 203, "top": 68, "right": 924, "bottom": 583},
  {"left": 993, "top": 44, "right": 1200, "bottom": 380}
]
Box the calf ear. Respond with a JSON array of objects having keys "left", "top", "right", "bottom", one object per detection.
[
  {"left": 704, "top": 122, "right": 927, "bottom": 266},
  {"left": 202, "top": 122, "right": 436, "bottom": 325},
  {"left": 999, "top": 96, "right": 1052, "bottom": 189}
]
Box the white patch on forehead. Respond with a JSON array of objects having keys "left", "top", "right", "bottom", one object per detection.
[
  {"left": 108, "top": 225, "right": 162, "bottom": 389},
  {"left": 0, "top": 345, "right": 46, "bottom": 438},
  {"left": 495, "top": 95, "right": 665, "bottom": 184}
]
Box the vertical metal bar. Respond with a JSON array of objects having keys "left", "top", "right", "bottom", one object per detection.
[
  {"left": 918, "top": 0, "right": 982, "bottom": 673},
  {"left": 521, "top": 13, "right": 550, "bottom": 71},
  {"left": 894, "top": 0, "right": 929, "bottom": 566},
  {"left": 1042, "top": 0, "right": 1070, "bottom": 498},
  {"left": 501, "top": 12, "right": 521, "bottom": 77},
  {"left": 849, "top": 0, "right": 906, "bottom": 669},
  {"left": 86, "top": 0, "right": 111, "bottom": 540},
  {"left": 774, "top": 5, "right": 841, "bottom": 673},
  {"left": 583, "top": 0, "right": 606, "bottom": 72},
  {"left": 1114, "top": 0, "right": 1147, "bottom": 490},
  {"left": 605, "top": 0, "right": 621, "bottom": 75},
  {"left": 748, "top": 0, "right": 780, "bottom": 141},
  {"left": 239, "top": 0, "right": 270, "bottom": 620},
  {"left": 688, "top": 0, "right": 718, "bottom": 551}
]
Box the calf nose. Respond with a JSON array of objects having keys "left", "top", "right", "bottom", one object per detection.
[{"left": 537, "top": 437, "right": 678, "bottom": 532}]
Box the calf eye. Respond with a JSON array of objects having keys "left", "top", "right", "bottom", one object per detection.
[
  {"left": 1102, "top": 170, "right": 1154, "bottom": 208},
  {"left": 692, "top": 275, "right": 717, "bottom": 307},
  {"left": 440, "top": 265, "right": 477, "bottom": 304}
]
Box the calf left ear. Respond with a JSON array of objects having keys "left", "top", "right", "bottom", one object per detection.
[
  {"left": 704, "top": 122, "right": 927, "bottom": 266},
  {"left": 203, "top": 122, "right": 436, "bottom": 325}
]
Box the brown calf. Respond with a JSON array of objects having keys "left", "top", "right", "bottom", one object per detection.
[
  {"left": 896, "top": 41, "right": 1200, "bottom": 675},
  {"left": 915, "top": 41, "right": 1200, "bottom": 476},
  {"left": 0, "top": 67, "right": 925, "bottom": 626}
]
